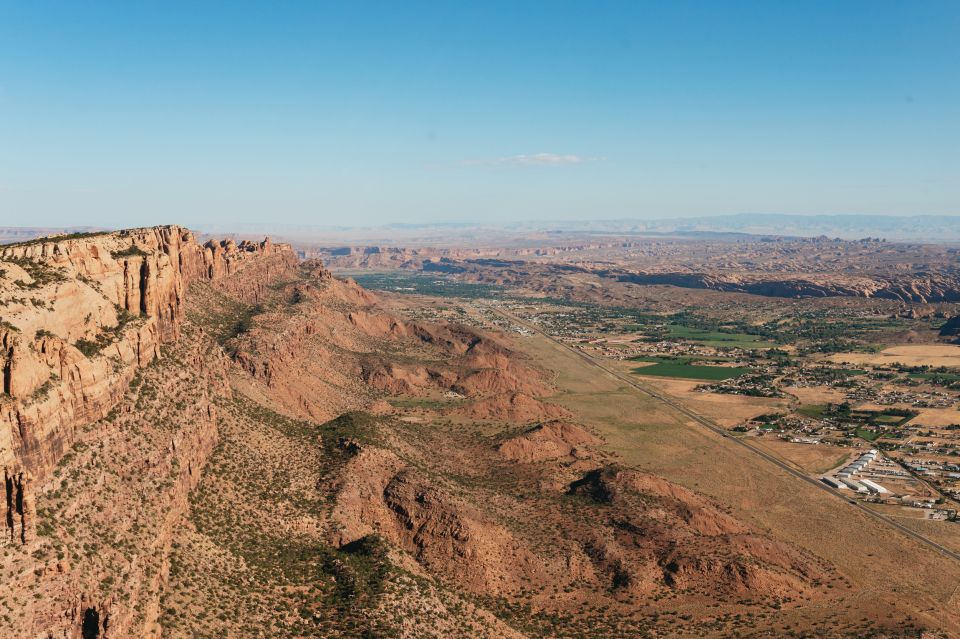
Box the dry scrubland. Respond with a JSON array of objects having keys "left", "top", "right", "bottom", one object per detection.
[
  {"left": 747, "top": 438, "right": 852, "bottom": 475},
  {"left": 613, "top": 373, "right": 792, "bottom": 428}
]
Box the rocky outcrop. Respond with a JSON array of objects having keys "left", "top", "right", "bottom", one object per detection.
[
  {"left": 452, "top": 391, "right": 570, "bottom": 422},
  {"left": 0, "top": 226, "right": 296, "bottom": 544},
  {"left": 352, "top": 245, "right": 960, "bottom": 303},
  {"left": 609, "top": 270, "right": 960, "bottom": 302},
  {"left": 311, "top": 241, "right": 670, "bottom": 270},
  {"left": 327, "top": 442, "right": 549, "bottom": 596},
  {"left": 3, "top": 467, "right": 34, "bottom": 544},
  {"left": 497, "top": 420, "right": 601, "bottom": 463},
  {"left": 454, "top": 257, "right": 960, "bottom": 303},
  {"left": 567, "top": 466, "right": 833, "bottom": 597}
]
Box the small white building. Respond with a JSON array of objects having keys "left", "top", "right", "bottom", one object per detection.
[
  {"left": 821, "top": 477, "right": 847, "bottom": 489},
  {"left": 840, "top": 479, "right": 869, "bottom": 493},
  {"left": 858, "top": 478, "right": 889, "bottom": 494}
]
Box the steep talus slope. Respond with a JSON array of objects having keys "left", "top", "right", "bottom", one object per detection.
[{"left": 157, "top": 353, "right": 530, "bottom": 635}]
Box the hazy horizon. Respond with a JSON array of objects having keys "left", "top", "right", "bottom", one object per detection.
[{"left": 7, "top": 212, "right": 960, "bottom": 245}]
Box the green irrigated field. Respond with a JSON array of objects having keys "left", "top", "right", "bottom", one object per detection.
[
  {"left": 833, "top": 368, "right": 867, "bottom": 376},
  {"left": 798, "top": 404, "right": 831, "bottom": 419},
  {"left": 345, "top": 271, "right": 505, "bottom": 298},
  {"left": 665, "top": 324, "right": 776, "bottom": 349},
  {"left": 631, "top": 356, "right": 751, "bottom": 381},
  {"left": 909, "top": 371, "right": 960, "bottom": 382}
]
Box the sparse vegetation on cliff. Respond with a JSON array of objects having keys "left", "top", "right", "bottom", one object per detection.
[
  {"left": 3, "top": 257, "right": 68, "bottom": 288},
  {"left": 73, "top": 305, "right": 140, "bottom": 357},
  {"left": 109, "top": 245, "right": 149, "bottom": 259}
]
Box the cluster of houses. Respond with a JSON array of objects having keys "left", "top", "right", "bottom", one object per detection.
[
  {"left": 698, "top": 373, "right": 782, "bottom": 398},
  {"left": 595, "top": 340, "right": 717, "bottom": 361},
  {"left": 896, "top": 457, "right": 960, "bottom": 496},
  {"left": 847, "top": 388, "right": 955, "bottom": 408}
]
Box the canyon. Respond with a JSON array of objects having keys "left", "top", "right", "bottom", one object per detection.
[{"left": 0, "top": 226, "right": 955, "bottom": 638}]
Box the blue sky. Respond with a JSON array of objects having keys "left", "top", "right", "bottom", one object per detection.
[{"left": 0, "top": 1, "right": 957, "bottom": 227}]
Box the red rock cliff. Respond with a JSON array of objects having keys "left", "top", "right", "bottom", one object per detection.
[{"left": 0, "top": 226, "right": 296, "bottom": 542}]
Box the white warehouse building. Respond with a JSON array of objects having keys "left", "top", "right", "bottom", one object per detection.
[
  {"left": 840, "top": 479, "right": 869, "bottom": 493},
  {"left": 858, "top": 478, "right": 889, "bottom": 494}
]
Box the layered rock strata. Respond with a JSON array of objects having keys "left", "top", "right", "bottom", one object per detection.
[{"left": 0, "top": 226, "right": 295, "bottom": 543}]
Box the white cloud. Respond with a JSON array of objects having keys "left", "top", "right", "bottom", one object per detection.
[{"left": 459, "top": 153, "right": 601, "bottom": 167}]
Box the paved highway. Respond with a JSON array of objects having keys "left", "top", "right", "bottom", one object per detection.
[{"left": 486, "top": 303, "right": 960, "bottom": 564}]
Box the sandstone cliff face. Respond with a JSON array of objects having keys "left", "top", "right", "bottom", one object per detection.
[
  {"left": 2, "top": 326, "right": 230, "bottom": 639},
  {"left": 0, "top": 226, "right": 297, "bottom": 639},
  {"left": 0, "top": 226, "right": 296, "bottom": 543}
]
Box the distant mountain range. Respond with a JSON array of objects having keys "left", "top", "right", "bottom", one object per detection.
[
  {"left": 3, "top": 214, "right": 959, "bottom": 246},
  {"left": 503, "top": 214, "right": 960, "bottom": 241},
  {"left": 194, "top": 215, "right": 960, "bottom": 242}
]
